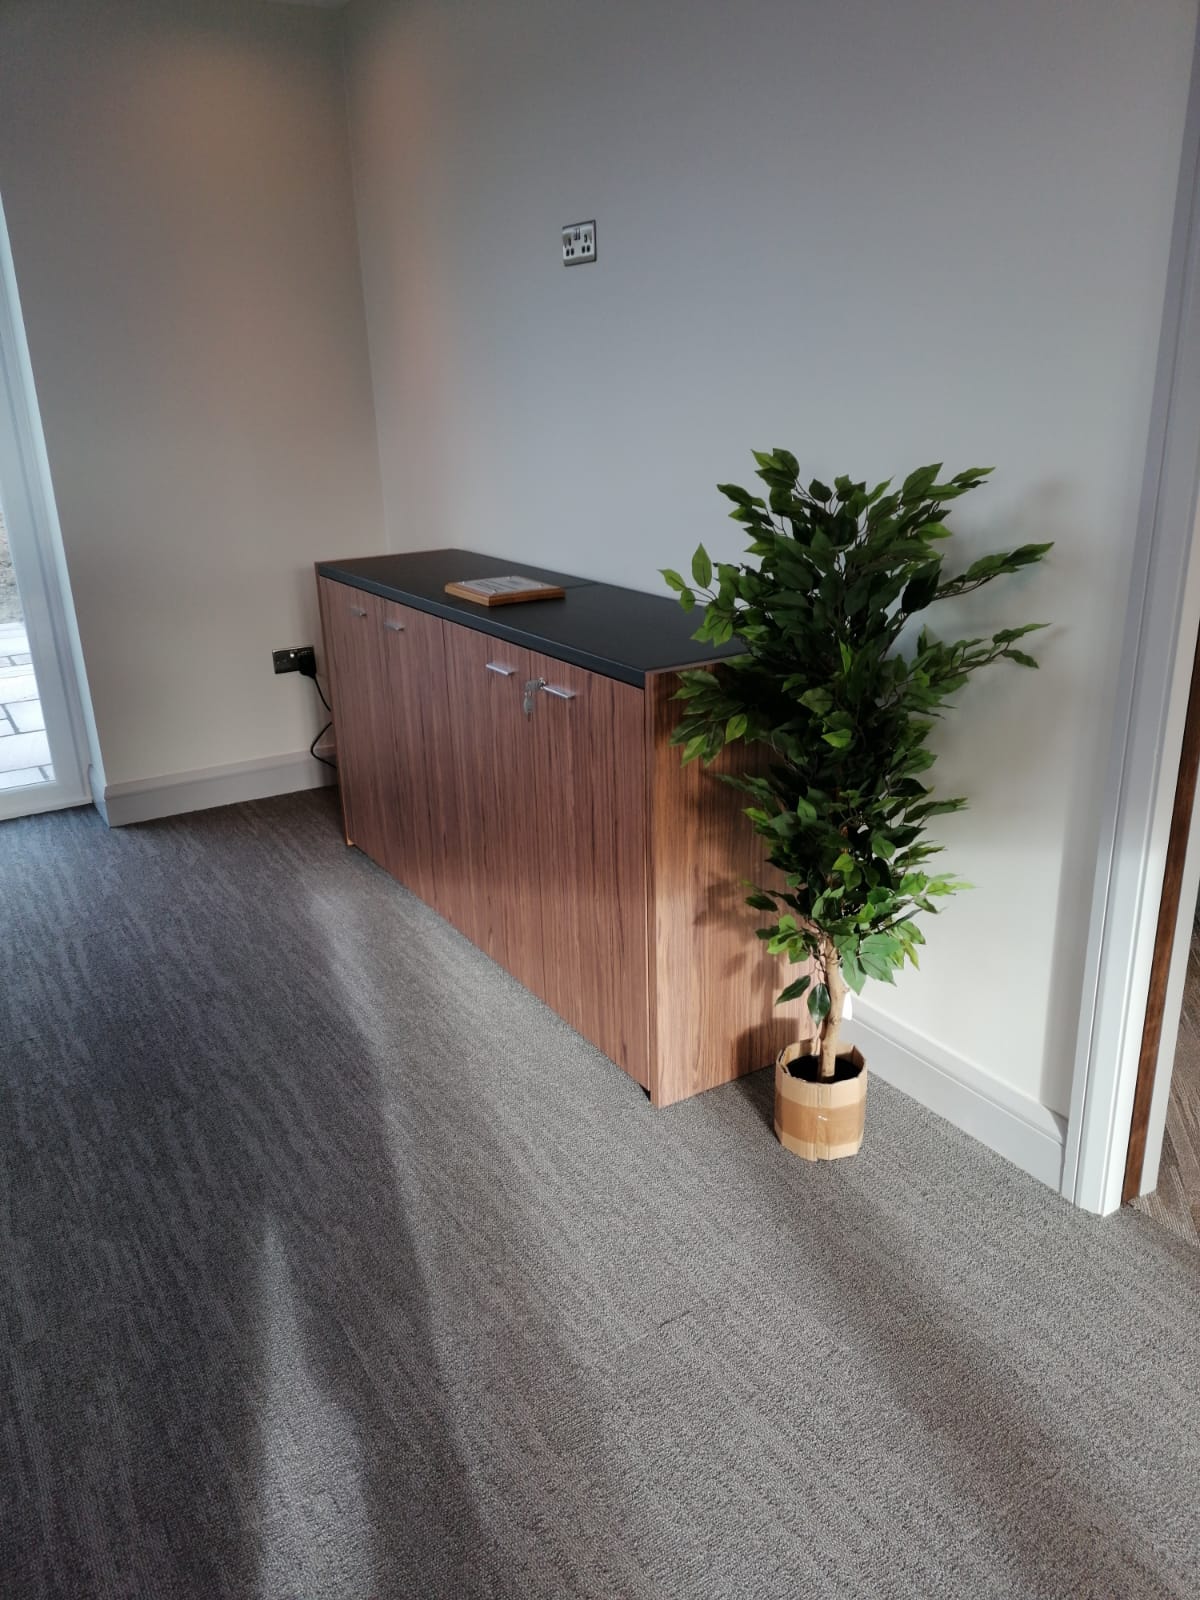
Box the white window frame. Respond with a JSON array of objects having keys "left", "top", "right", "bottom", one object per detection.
[{"left": 0, "top": 193, "right": 93, "bottom": 822}]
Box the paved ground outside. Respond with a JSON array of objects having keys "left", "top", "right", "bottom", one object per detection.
[
  {"left": 0, "top": 507, "right": 21, "bottom": 625},
  {"left": 0, "top": 620, "right": 51, "bottom": 791}
]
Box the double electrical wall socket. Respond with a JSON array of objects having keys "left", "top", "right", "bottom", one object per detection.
[
  {"left": 562, "top": 220, "right": 596, "bottom": 266},
  {"left": 273, "top": 645, "right": 316, "bottom": 676}
]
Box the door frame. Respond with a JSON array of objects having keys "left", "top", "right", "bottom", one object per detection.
[
  {"left": 1063, "top": 14, "right": 1200, "bottom": 1214},
  {"left": 0, "top": 193, "right": 93, "bottom": 820}
]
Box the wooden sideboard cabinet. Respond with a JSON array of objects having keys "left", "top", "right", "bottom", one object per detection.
[{"left": 316, "top": 550, "right": 801, "bottom": 1105}]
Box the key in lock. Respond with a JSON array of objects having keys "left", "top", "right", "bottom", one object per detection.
[{"left": 523, "top": 677, "right": 546, "bottom": 717}]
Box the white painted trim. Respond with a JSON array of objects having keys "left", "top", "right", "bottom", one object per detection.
[
  {"left": 87, "top": 762, "right": 109, "bottom": 825},
  {"left": 844, "top": 1003, "right": 1067, "bottom": 1192},
  {"left": 1063, "top": 15, "right": 1200, "bottom": 1216},
  {"left": 102, "top": 750, "right": 334, "bottom": 827},
  {"left": 0, "top": 785, "right": 89, "bottom": 823}
]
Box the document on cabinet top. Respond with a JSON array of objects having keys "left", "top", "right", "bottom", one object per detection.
[{"left": 444, "top": 575, "right": 567, "bottom": 607}]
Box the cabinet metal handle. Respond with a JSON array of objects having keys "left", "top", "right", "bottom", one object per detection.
[
  {"left": 486, "top": 662, "right": 516, "bottom": 676},
  {"left": 384, "top": 620, "right": 405, "bottom": 632},
  {"left": 542, "top": 684, "right": 576, "bottom": 701},
  {"left": 349, "top": 605, "right": 367, "bottom": 617}
]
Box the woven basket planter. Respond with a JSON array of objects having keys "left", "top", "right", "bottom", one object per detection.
[{"left": 773, "top": 1038, "right": 867, "bottom": 1162}]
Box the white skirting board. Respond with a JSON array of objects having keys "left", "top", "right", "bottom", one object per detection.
[
  {"left": 98, "top": 750, "right": 335, "bottom": 827},
  {"left": 843, "top": 1002, "right": 1068, "bottom": 1192}
]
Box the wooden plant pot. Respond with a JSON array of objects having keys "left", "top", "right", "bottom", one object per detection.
[{"left": 774, "top": 1039, "right": 867, "bottom": 1161}]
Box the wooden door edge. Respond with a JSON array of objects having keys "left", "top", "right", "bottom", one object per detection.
[
  {"left": 1122, "top": 615, "right": 1200, "bottom": 1201},
  {"left": 643, "top": 672, "right": 671, "bottom": 1105}
]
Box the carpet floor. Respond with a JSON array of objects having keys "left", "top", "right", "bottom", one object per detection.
[{"left": 1, "top": 789, "right": 1198, "bottom": 1600}]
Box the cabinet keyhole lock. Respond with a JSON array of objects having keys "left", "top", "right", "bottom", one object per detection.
[{"left": 523, "top": 677, "right": 546, "bottom": 717}]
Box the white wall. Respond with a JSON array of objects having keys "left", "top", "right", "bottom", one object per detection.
[
  {"left": 344, "top": 0, "right": 1198, "bottom": 1119},
  {"left": 0, "top": 0, "right": 382, "bottom": 795}
]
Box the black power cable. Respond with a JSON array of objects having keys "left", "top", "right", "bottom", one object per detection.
[
  {"left": 309, "top": 718, "right": 336, "bottom": 771},
  {"left": 300, "top": 663, "right": 337, "bottom": 770}
]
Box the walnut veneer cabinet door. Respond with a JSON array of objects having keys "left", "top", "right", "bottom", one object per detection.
[
  {"left": 377, "top": 598, "right": 454, "bottom": 912},
  {"left": 525, "top": 648, "right": 651, "bottom": 1087},
  {"left": 441, "top": 623, "right": 545, "bottom": 996},
  {"left": 317, "top": 577, "right": 392, "bottom": 868}
]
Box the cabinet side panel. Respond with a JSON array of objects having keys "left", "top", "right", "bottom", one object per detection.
[
  {"left": 646, "top": 670, "right": 811, "bottom": 1105},
  {"left": 318, "top": 579, "right": 393, "bottom": 870}
]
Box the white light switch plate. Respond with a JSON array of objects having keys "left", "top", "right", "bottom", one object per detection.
[{"left": 562, "top": 220, "right": 596, "bottom": 266}]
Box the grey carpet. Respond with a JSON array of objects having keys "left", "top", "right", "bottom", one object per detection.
[{"left": 1, "top": 790, "right": 1198, "bottom": 1600}]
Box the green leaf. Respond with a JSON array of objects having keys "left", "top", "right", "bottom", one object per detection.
[
  {"left": 725, "top": 712, "right": 748, "bottom": 741},
  {"left": 901, "top": 463, "right": 941, "bottom": 501},
  {"left": 1004, "top": 648, "right": 1039, "bottom": 668},
  {"left": 799, "top": 687, "right": 832, "bottom": 716},
  {"left": 822, "top": 728, "right": 852, "bottom": 749},
  {"left": 902, "top": 566, "right": 940, "bottom": 613},
  {"left": 841, "top": 951, "right": 866, "bottom": 993},
  {"left": 661, "top": 569, "right": 687, "bottom": 592},
  {"left": 745, "top": 892, "right": 777, "bottom": 911},
  {"left": 870, "top": 832, "right": 896, "bottom": 860},
  {"left": 839, "top": 640, "right": 853, "bottom": 673},
  {"left": 808, "top": 983, "right": 831, "bottom": 1022},
  {"left": 992, "top": 623, "right": 1047, "bottom": 644},
  {"left": 691, "top": 545, "right": 713, "bottom": 588},
  {"left": 859, "top": 949, "right": 897, "bottom": 983},
  {"left": 681, "top": 734, "right": 707, "bottom": 765},
  {"left": 678, "top": 587, "right": 696, "bottom": 611},
  {"left": 961, "top": 553, "right": 1007, "bottom": 583},
  {"left": 776, "top": 975, "right": 812, "bottom": 1005},
  {"left": 1009, "top": 542, "right": 1053, "bottom": 565}
]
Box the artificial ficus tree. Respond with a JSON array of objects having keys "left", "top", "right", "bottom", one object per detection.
[{"left": 662, "top": 454, "right": 1050, "bottom": 1082}]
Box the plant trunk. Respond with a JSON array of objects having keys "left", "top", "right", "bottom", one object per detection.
[{"left": 819, "top": 940, "right": 847, "bottom": 1080}]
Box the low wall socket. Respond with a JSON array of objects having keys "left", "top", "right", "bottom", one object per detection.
[{"left": 562, "top": 220, "right": 596, "bottom": 266}]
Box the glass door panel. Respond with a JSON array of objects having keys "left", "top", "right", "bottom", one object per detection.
[
  {"left": 0, "top": 194, "right": 90, "bottom": 823},
  {"left": 0, "top": 506, "right": 54, "bottom": 795}
]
